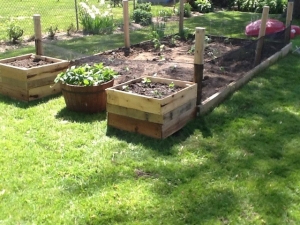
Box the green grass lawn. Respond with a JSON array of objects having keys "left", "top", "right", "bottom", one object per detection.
[{"left": 1, "top": 10, "right": 300, "bottom": 224}]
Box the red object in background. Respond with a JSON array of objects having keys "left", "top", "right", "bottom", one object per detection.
[
  {"left": 291, "top": 25, "right": 300, "bottom": 35},
  {"left": 245, "top": 19, "right": 285, "bottom": 36}
]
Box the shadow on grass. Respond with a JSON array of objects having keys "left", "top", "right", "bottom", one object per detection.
[
  {"left": 0, "top": 93, "right": 62, "bottom": 108},
  {"left": 55, "top": 107, "right": 107, "bottom": 123}
]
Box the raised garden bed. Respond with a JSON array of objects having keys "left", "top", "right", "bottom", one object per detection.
[
  {"left": 106, "top": 76, "right": 197, "bottom": 139},
  {"left": 71, "top": 35, "right": 291, "bottom": 138},
  {"left": 0, "top": 54, "right": 69, "bottom": 102},
  {"left": 72, "top": 35, "right": 286, "bottom": 102}
]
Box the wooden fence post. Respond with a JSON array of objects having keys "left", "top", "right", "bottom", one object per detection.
[
  {"left": 254, "top": 6, "right": 269, "bottom": 66},
  {"left": 179, "top": 0, "right": 184, "bottom": 34},
  {"left": 123, "top": 0, "right": 130, "bottom": 56},
  {"left": 33, "top": 14, "right": 43, "bottom": 56},
  {"left": 285, "top": 2, "right": 294, "bottom": 44},
  {"left": 194, "top": 27, "right": 205, "bottom": 112}
]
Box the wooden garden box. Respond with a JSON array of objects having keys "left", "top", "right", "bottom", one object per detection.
[
  {"left": 0, "top": 54, "right": 69, "bottom": 102},
  {"left": 106, "top": 76, "right": 197, "bottom": 139}
]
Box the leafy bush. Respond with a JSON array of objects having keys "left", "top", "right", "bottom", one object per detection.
[
  {"left": 237, "top": 0, "right": 287, "bottom": 13},
  {"left": 135, "top": 2, "right": 152, "bottom": 12},
  {"left": 256, "top": 0, "right": 287, "bottom": 13},
  {"left": 176, "top": 3, "right": 192, "bottom": 17},
  {"left": 184, "top": 3, "right": 192, "bottom": 17},
  {"left": 194, "top": 0, "right": 213, "bottom": 13},
  {"left": 46, "top": 25, "right": 58, "bottom": 39},
  {"left": 79, "top": 1, "right": 114, "bottom": 34},
  {"left": 54, "top": 63, "right": 118, "bottom": 86},
  {"left": 132, "top": 9, "right": 152, "bottom": 26},
  {"left": 7, "top": 22, "right": 23, "bottom": 43}
]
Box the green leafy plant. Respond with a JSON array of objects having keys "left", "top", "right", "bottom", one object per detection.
[
  {"left": 79, "top": 1, "right": 114, "bottom": 34},
  {"left": 132, "top": 9, "right": 152, "bottom": 26},
  {"left": 54, "top": 63, "right": 118, "bottom": 86},
  {"left": 169, "top": 82, "right": 175, "bottom": 88},
  {"left": 176, "top": 3, "right": 192, "bottom": 17},
  {"left": 193, "top": 0, "right": 213, "bottom": 13},
  {"left": 135, "top": 2, "right": 152, "bottom": 12},
  {"left": 142, "top": 77, "right": 152, "bottom": 84},
  {"left": 66, "top": 23, "right": 75, "bottom": 36},
  {"left": 151, "top": 22, "right": 166, "bottom": 50},
  {"left": 179, "top": 27, "right": 192, "bottom": 40},
  {"left": 46, "top": 25, "right": 58, "bottom": 39},
  {"left": 7, "top": 22, "right": 23, "bottom": 43}
]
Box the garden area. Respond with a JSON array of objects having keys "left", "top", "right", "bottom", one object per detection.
[{"left": 1, "top": 0, "right": 300, "bottom": 223}]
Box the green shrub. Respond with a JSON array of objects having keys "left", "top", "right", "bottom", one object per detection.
[
  {"left": 256, "top": 0, "right": 287, "bottom": 13},
  {"left": 194, "top": 0, "right": 213, "bottom": 13},
  {"left": 132, "top": 9, "right": 152, "bottom": 26},
  {"left": 135, "top": 2, "right": 152, "bottom": 11},
  {"left": 184, "top": 3, "right": 192, "bottom": 17},
  {"left": 7, "top": 22, "right": 23, "bottom": 43},
  {"left": 176, "top": 3, "right": 192, "bottom": 17}
]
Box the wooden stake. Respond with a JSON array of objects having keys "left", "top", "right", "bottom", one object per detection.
[
  {"left": 194, "top": 27, "right": 205, "bottom": 110},
  {"left": 179, "top": 0, "right": 184, "bottom": 34},
  {"left": 286, "top": 2, "right": 294, "bottom": 27},
  {"left": 254, "top": 6, "right": 269, "bottom": 66},
  {"left": 285, "top": 2, "right": 294, "bottom": 44},
  {"left": 123, "top": 0, "right": 130, "bottom": 55},
  {"left": 33, "top": 14, "right": 43, "bottom": 56}
]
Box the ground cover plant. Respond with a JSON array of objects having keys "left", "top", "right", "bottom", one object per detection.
[{"left": 1, "top": 9, "right": 300, "bottom": 224}]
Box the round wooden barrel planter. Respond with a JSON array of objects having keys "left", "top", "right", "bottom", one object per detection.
[{"left": 61, "top": 79, "right": 114, "bottom": 113}]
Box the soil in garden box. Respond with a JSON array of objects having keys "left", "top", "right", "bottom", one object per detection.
[
  {"left": 4, "top": 57, "right": 55, "bottom": 68},
  {"left": 71, "top": 36, "right": 285, "bottom": 102}
]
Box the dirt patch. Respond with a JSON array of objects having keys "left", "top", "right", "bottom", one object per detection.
[
  {"left": 117, "top": 77, "right": 184, "bottom": 99},
  {"left": 71, "top": 36, "right": 282, "bottom": 101},
  {"left": 3, "top": 57, "right": 54, "bottom": 68}
]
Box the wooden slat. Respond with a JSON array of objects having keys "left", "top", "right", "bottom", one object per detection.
[
  {"left": 34, "top": 55, "right": 68, "bottom": 63},
  {"left": 27, "top": 61, "right": 69, "bottom": 76},
  {"left": 0, "top": 65, "right": 28, "bottom": 81},
  {"left": 108, "top": 113, "right": 163, "bottom": 139},
  {"left": 160, "top": 84, "right": 197, "bottom": 114},
  {"left": 0, "top": 54, "right": 33, "bottom": 63},
  {"left": 0, "top": 84, "right": 28, "bottom": 102},
  {"left": 27, "top": 71, "right": 61, "bottom": 89},
  {"left": 107, "top": 89, "right": 162, "bottom": 114},
  {"left": 107, "top": 98, "right": 196, "bottom": 124},
  {"left": 0, "top": 76, "right": 27, "bottom": 89},
  {"left": 106, "top": 103, "right": 163, "bottom": 123},
  {"left": 162, "top": 106, "right": 196, "bottom": 139},
  {"left": 28, "top": 84, "right": 61, "bottom": 101}
]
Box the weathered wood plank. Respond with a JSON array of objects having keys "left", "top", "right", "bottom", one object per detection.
[
  {"left": 108, "top": 112, "right": 163, "bottom": 139},
  {"left": 0, "top": 83, "right": 28, "bottom": 101},
  {"left": 28, "top": 83, "right": 61, "bottom": 101},
  {"left": 162, "top": 106, "right": 196, "bottom": 139}
]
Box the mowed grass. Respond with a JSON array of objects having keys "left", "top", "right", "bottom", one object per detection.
[
  {"left": 1, "top": 42, "right": 300, "bottom": 224},
  {"left": 1, "top": 10, "right": 300, "bottom": 224}
]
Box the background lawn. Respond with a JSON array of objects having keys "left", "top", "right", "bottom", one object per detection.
[{"left": 1, "top": 9, "right": 300, "bottom": 224}]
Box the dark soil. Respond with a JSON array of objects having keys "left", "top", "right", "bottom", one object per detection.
[
  {"left": 119, "top": 79, "right": 184, "bottom": 99},
  {"left": 4, "top": 57, "right": 54, "bottom": 68},
  {"left": 71, "top": 36, "right": 284, "bottom": 101}
]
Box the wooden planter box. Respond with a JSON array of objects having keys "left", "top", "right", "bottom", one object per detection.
[
  {"left": 106, "top": 76, "right": 197, "bottom": 139},
  {"left": 0, "top": 54, "right": 69, "bottom": 102}
]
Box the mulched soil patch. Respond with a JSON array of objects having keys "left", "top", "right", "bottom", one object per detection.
[
  {"left": 3, "top": 57, "right": 54, "bottom": 68},
  {"left": 70, "top": 36, "right": 285, "bottom": 101}
]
